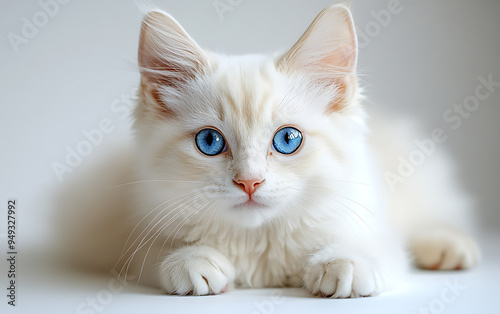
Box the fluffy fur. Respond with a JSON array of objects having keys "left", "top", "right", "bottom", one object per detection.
[{"left": 55, "top": 3, "right": 480, "bottom": 298}]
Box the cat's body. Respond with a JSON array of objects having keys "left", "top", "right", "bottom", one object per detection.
[{"left": 55, "top": 3, "right": 480, "bottom": 298}]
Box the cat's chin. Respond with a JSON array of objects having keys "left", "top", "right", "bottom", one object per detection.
[
  {"left": 224, "top": 200, "right": 278, "bottom": 229},
  {"left": 227, "top": 214, "right": 267, "bottom": 228},
  {"left": 233, "top": 200, "right": 268, "bottom": 209}
]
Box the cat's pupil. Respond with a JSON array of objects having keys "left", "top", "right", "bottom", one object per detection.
[
  {"left": 206, "top": 133, "right": 214, "bottom": 146},
  {"left": 284, "top": 132, "right": 290, "bottom": 144}
]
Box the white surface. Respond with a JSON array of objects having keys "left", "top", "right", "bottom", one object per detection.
[
  {"left": 2, "top": 234, "right": 500, "bottom": 313},
  {"left": 1, "top": 0, "right": 500, "bottom": 313}
]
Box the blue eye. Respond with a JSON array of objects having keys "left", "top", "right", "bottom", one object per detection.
[
  {"left": 273, "top": 127, "right": 303, "bottom": 154},
  {"left": 195, "top": 128, "right": 226, "bottom": 156}
]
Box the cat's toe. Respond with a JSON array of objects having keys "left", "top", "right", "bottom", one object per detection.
[
  {"left": 159, "top": 246, "right": 235, "bottom": 296},
  {"left": 411, "top": 228, "right": 481, "bottom": 270},
  {"left": 304, "top": 248, "right": 383, "bottom": 298}
]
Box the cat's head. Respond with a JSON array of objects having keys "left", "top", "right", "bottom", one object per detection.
[{"left": 134, "top": 4, "right": 366, "bottom": 229}]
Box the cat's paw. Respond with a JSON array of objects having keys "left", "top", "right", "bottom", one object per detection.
[
  {"left": 303, "top": 247, "right": 383, "bottom": 298},
  {"left": 159, "top": 246, "right": 235, "bottom": 296},
  {"left": 410, "top": 228, "right": 481, "bottom": 270}
]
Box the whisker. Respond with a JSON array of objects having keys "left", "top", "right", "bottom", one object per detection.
[
  {"left": 114, "top": 191, "right": 195, "bottom": 271},
  {"left": 326, "top": 196, "right": 372, "bottom": 231},
  {"left": 305, "top": 184, "right": 375, "bottom": 216},
  {"left": 197, "top": 202, "right": 223, "bottom": 245},
  {"left": 290, "top": 178, "right": 374, "bottom": 187},
  {"left": 291, "top": 189, "right": 355, "bottom": 228},
  {"left": 119, "top": 193, "right": 203, "bottom": 281},
  {"left": 136, "top": 198, "right": 213, "bottom": 284},
  {"left": 156, "top": 198, "right": 216, "bottom": 263},
  {"left": 164, "top": 199, "right": 215, "bottom": 258},
  {"left": 114, "top": 192, "right": 197, "bottom": 278},
  {"left": 288, "top": 184, "right": 372, "bottom": 230},
  {"left": 106, "top": 179, "right": 204, "bottom": 189}
]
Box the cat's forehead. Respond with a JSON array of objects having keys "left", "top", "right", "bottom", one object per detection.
[
  {"left": 176, "top": 55, "right": 328, "bottom": 144},
  {"left": 217, "top": 64, "right": 274, "bottom": 122},
  {"left": 209, "top": 57, "right": 305, "bottom": 130}
]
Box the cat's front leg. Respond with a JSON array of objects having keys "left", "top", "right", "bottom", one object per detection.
[
  {"left": 159, "top": 245, "right": 235, "bottom": 296},
  {"left": 303, "top": 244, "right": 389, "bottom": 298}
]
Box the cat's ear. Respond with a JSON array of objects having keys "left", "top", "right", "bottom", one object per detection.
[
  {"left": 279, "top": 4, "right": 357, "bottom": 77},
  {"left": 277, "top": 4, "right": 358, "bottom": 111},
  {"left": 138, "top": 10, "right": 207, "bottom": 87}
]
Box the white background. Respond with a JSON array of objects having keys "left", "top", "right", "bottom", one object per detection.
[{"left": 1, "top": 0, "right": 499, "bottom": 313}]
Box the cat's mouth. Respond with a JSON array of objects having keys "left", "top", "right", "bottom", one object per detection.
[{"left": 234, "top": 200, "right": 268, "bottom": 209}]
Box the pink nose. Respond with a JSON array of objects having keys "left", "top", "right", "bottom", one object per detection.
[{"left": 233, "top": 178, "right": 264, "bottom": 197}]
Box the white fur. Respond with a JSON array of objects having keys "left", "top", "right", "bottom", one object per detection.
[{"left": 55, "top": 3, "right": 480, "bottom": 299}]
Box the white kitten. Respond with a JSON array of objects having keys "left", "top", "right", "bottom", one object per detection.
[{"left": 55, "top": 3, "right": 480, "bottom": 298}]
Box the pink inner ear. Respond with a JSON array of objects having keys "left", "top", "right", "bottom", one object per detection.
[
  {"left": 139, "top": 79, "right": 176, "bottom": 118},
  {"left": 278, "top": 4, "right": 357, "bottom": 77},
  {"left": 320, "top": 42, "right": 357, "bottom": 73},
  {"left": 277, "top": 4, "right": 358, "bottom": 113},
  {"left": 326, "top": 77, "right": 355, "bottom": 113},
  {"left": 137, "top": 11, "right": 208, "bottom": 118},
  {"left": 138, "top": 11, "right": 206, "bottom": 89}
]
